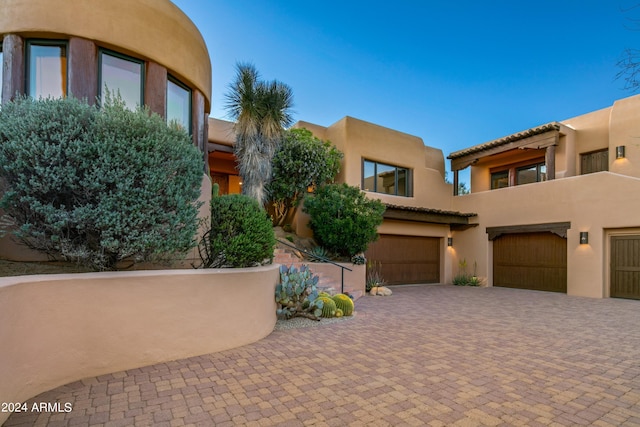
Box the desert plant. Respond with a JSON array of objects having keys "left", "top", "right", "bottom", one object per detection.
[
  {"left": 275, "top": 264, "right": 323, "bottom": 320},
  {"left": 332, "top": 293, "right": 354, "bottom": 316},
  {"left": 267, "top": 128, "right": 343, "bottom": 225},
  {"left": 452, "top": 258, "right": 483, "bottom": 286},
  {"left": 316, "top": 295, "right": 337, "bottom": 318},
  {"left": 303, "top": 183, "right": 385, "bottom": 257},
  {"left": 366, "top": 260, "right": 386, "bottom": 292},
  {"left": 307, "top": 245, "right": 330, "bottom": 262},
  {"left": 335, "top": 309, "right": 344, "bottom": 317},
  {"left": 198, "top": 194, "right": 275, "bottom": 268},
  {"left": 0, "top": 95, "right": 203, "bottom": 270},
  {"left": 225, "top": 63, "right": 293, "bottom": 205},
  {"left": 351, "top": 253, "right": 366, "bottom": 265}
]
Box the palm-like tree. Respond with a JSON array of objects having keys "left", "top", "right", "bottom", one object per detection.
[{"left": 225, "top": 63, "right": 293, "bottom": 205}]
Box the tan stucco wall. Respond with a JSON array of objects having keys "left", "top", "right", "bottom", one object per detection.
[
  {"left": 0, "top": 265, "right": 279, "bottom": 425},
  {"left": 452, "top": 172, "right": 640, "bottom": 298},
  {"left": 0, "top": 0, "right": 211, "bottom": 111},
  {"left": 297, "top": 117, "right": 452, "bottom": 210},
  {"left": 208, "top": 118, "right": 236, "bottom": 146}
]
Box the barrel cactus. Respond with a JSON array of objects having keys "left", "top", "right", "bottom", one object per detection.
[
  {"left": 332, "top": 293, "right": 354, "bottom": 316},
  {"left": 335, "top": 309, "right": 343, "bottom": 318},
  {"left": 317, "top": 296, "right": 337, "bottom": 317}
]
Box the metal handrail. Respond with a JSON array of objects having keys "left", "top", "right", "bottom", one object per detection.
[{"left": 275, "top": 238, "right": 352, "bottom": 294}]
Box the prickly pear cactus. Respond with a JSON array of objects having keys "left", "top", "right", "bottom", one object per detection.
[
  {"left": 275, "top": 264, "right": 322, "bottom": 320},
  {"left": 332, "top": 294, "right": 354, "bottom": 316},
  {"left": 316, "top": 296, "right": 337, "bottom": 318}
]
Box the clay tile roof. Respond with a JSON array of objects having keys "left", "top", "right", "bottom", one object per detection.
[{"left": 447, "top": 122, "right": 562, "bottom": 160}]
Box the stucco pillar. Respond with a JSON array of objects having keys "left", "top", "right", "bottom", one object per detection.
[
  {"left": 144, "top": 62, "right": 167, "bottom": 118},
  {"left": 68, "top": 37, "right": 97, "bottom": 104},
  {"left": 546, "top": 145, "right": 556, "bottom": 180},
  {"left": 2, "top": 34, "right": 24, "bottom": 104}
]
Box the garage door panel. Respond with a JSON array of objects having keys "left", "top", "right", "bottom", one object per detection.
[
  {"left": 366, "top": 235, "right": 440, "bottom": 285},
  {"left": 493, "top": 232, "right": 567, "bottom": 293}
]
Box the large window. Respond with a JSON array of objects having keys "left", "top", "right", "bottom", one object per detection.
[
  {"left": 99, "top": 50, "right": 144, "bottom": 110},
  {"left": 363, "top": 159, "right": 411, "bottom": 196},
  {"left": 166, "top": 76, "right": 191, "bottom": 132},
  {"left": 27, "top": 41, "right": 67, "bottom": 99},
  {"left": 490, "top": 159, "right": 546, "bottom": 189}
]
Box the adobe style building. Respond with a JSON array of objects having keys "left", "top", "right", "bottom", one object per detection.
[
  {"left": 0, "top": 0, "right": 213, "bottom": 261},
  {"left": 210, "top": 95, "right": 640, "bottom": 300},
  {"left": 1, "top": 0, "right": 638, "bottom": 300}
]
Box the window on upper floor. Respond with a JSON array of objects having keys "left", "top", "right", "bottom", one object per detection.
[
  {"left": 166, "top": 76, "right": 191, "bottom": 132},
  {"left": 580, "top": 149, "right": 608, "bottom": 175},
  {"left": 490, "top": 159, "right": 546, "bottom": 189},
  {"left": 99, "top": 50, "right": 144, "bottom": 110},
  {"left": 26, "top": 40, "right": 67, "bottom": 99},
  {"left": 362, "top": 159, "right": 412, "bottom": 197}
]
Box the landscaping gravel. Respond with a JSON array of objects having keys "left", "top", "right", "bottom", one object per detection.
[{"left": 274, "top": 312, "right": 355, "bottom": 330}]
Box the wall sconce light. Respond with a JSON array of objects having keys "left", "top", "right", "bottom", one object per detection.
[
  {"left": 579, "top": 231, "right": 589, "bottom": 245},
  {"left": 616, "top": 145, "right": 626, "bottom": 159},
  {"left": 447, "top": 237, "right": 453, "bottom": 247}
]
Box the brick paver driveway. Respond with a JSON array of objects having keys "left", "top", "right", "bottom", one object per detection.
[{"left": 6, "top": 285, "right": 640, "bottom": 426}]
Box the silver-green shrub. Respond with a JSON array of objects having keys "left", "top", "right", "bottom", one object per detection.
[{"left": 0, "top": 96, "right": 203, "bottom": 270}]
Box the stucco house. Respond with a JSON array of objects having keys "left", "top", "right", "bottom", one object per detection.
[
  {"left": 449, "top": 94, "right": 640, "bottom": 300},
  {"left": 0, "top": 0, "right": 213, "bottom": 261},
  {"left": 1, "top": 0, "right": 639, "bottom": 301},
  {"left": 210, "top": 94, "right": 640, "bottom": 300}
]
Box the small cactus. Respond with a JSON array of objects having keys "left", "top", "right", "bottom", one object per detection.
[
  {"left": 335, "top": 309, "right": 343, "bottom": 318},
  {"left": 316, "top": 296, "right": 337, "bottom": 318},
  {"left": 212, "top": 182, "right": 220, "bottom": 197},
  {"left": 332, "top": 294, "right": 354, "bottom": 316}
]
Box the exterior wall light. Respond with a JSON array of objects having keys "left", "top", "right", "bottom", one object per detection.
[
  {"left": 447, "top": 237, "right": 453, "bottom": 247},
  {"left": 579, "top": 231, "right": 589, "bottom": 245},
  {"left": 616, "top": 145, "right": 626, "bottom": 159}
]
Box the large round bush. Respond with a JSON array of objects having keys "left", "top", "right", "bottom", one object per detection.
[
  {"left": 0, "top": 96, "right": 204, "bottom": 270},
  {"left": 208, "top": 194, "right": 275, "bottom": 267},
  {"left": 303, "top": 183, "right": 385, "bottom": 257}
]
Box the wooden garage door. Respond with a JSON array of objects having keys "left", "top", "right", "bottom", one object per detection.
[
  {"left": 493, "top": 232, "right": 567, "bottom": 293},
  {"left": 611, "top": 235, "right": 640, "bottom": 300},
  {"left": 365, "top": 235, "right": 440, "bottom": 285}
]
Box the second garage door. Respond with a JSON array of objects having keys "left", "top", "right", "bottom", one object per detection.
[
  {"left": 493, "top": 232, "right": 567, "bottom": 293},
  {"left": 365, "top": 234, "right": 440, "bottom": 285}
]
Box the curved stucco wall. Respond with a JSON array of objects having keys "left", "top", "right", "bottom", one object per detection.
[
  {"left": 0, "top": 0, "right": 211, "bottom": 110},
  {"left": 0, "top": 266, "right": 278, "bottom": 425}
]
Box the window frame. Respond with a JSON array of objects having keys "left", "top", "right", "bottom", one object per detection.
[
  {"left": 25, "top": 39, "right": 68, "bottom": 99},
  {"left": 490, "top": 157, "right": 547, "bottom": 189},
  {"left": 166, "top": 75, "right": 192, "bottom": 134},
  {"left": 362, "top": 158, "right": 412, "bottom": 197},
  {"left": 98, "top": 48, "right": 145, "bottom": 109}
]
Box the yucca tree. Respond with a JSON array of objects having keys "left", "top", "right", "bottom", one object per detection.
[{"left": 225, "top": 63, "right": 294, "bottom": 205}]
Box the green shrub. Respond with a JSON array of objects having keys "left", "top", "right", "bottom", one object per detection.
[
  {"left": 205, "top": 194, "right": 275, "bottom": 267},
  {"left": 267, "top": 128, "right": 343, "bottom": 225},
  {"left": 0, "top": 96, "right": 203, "bottom": 270},
  {"left": 303, "top": 184, "right": 385, "bottom": 257}
]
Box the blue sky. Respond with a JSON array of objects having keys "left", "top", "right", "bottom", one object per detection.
[{"left": 173, "top": 0, "right": 639, "bottom": 178}]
